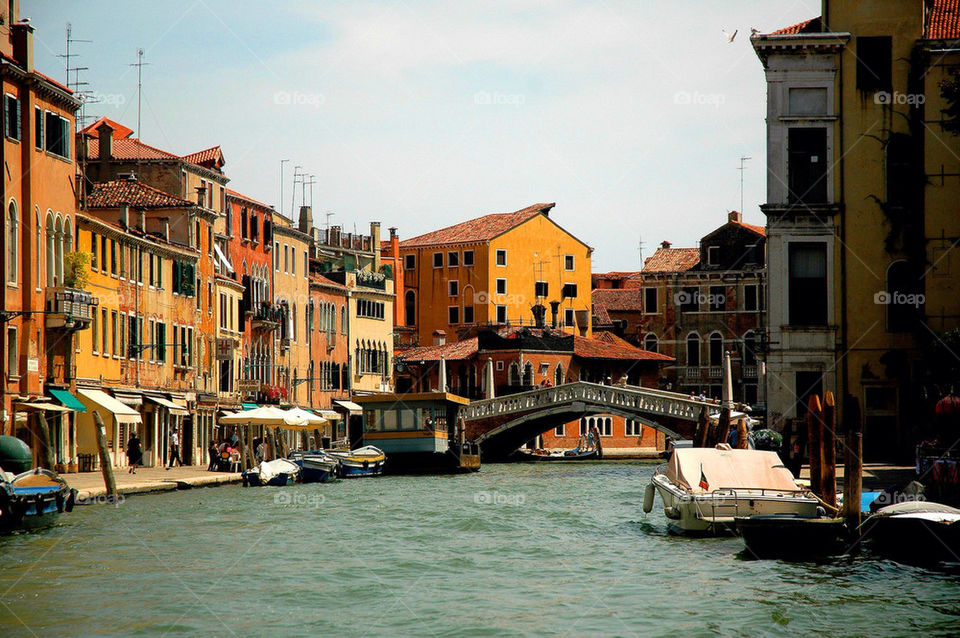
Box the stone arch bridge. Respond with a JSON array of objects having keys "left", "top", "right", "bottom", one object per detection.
[{"left": 459, "top": 382, "right": 737, "bottom": 460}]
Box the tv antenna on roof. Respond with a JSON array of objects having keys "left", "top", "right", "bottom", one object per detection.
[
  {"left": 738, "top": 155, "right": 751, "bottom": 214},
  {"left": 129, "top": 48, "right": 149, "bottom": 140},
  {"left": 637, "top": 236, "right": 645, "bottom": 267},
  {"left": 59, "top": 24, "right": 96, "bottom": 126}
]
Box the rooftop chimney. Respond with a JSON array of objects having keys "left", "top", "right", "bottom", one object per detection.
[
  {"left": 531, "top": 304, "right": 546, "bottom": 328},
  {"left": 661, "top": 240, "right": 672, "bottom": 249},
  {"left": 432, "top": 329, "right": 446, "bottom": 346},
  {"left": 97, "top": 121, "right": 114, "bottom": 163},
  {"left": 549, "top": 301, "right": 560, "bottom": 328},
  {"left": 728, "top": 210, "right": 742, "bottom": 223},
  {"left": 299, "top": 205, "right": 313, "bottom": 234},
  {"left": 370, "top": 221, "right": 381, "bottom": 272},
  {"left": 11, "top": 21, "right": 34, "bottom": 71}
]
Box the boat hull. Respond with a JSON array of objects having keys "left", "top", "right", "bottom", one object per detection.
[
  {"left": 864, "top": 517, "right": 960, "bottom": 564},
  {"left": 736, "top": 516, "right": 847, "bottom": 559},
  {"left": 651, "top": 474, "right": 819, "bottom": 534},
  {"left": 516, "top": 449, "right": 599, "bottom": 462},
  {"left": 292, "top": 456, "right": 337, "bottom": 483},
  {"left": 1, "top": 469, "right": 76, "bottom": 532},
  {"left": 327, "top": 447, "right": 386, "bottom": 478}
]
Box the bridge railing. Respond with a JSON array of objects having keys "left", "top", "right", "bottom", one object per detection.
[{"left": 461, "top": 381, "right": 744, "bottom": 423}]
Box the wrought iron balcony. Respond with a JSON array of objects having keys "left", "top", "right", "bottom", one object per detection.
[
  {"left": 44, "top": 287, "right": 98, "bottom": 331},
  {"left": 251, "top": 301, "right": 285, "bottom": 331}
]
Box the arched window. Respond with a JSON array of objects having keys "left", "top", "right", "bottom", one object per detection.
[
  {"left": 554, "top": 363, "right": 564, "bottom": 386},
  {"left": 522, "top": 361, "right": 534, "bottom": 386},
  {"left": 508, "top": 362, "right": 520, "bottom": 386},
  {"left": 886, "top": 260, "right": 924, "bottom": 332},
  {"left": 404, "top": 290, "right": 416, "bottom": 327},
  {"left": 341, "top": 305, "right": 347, "bottom": 334},
  {"left": 35, "top": 207, "right": 41, "bottom": 287},
  {"left": 45, "top": 213, "right": 55, "bottom": 286},
  {"left": 644, "top": 333, "right": 658, "bottom": 353},
  {"left": 6, "top": 201, "right": 17, "bottom": 284},
  {"left": 686, "top": 333, "right": 701, "bottom": 367},
  {"left": 709, "top": 332, "right": 723, "bottom": 367},
  {"left": 240, "top": 206, "right": 248, "bottom": 238},
  {"left": 743, "top": 330, "right": 757, "bottom": 366},
  {"left": 54, "top": 215, "right": 64, "bottom": 287}
]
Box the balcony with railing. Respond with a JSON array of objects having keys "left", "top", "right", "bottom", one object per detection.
[
  {"left": 743, "top": 365, "right": 758, "bottom": 378},
  {"left": 44, "top": 287, "right": 98, "bottom": 331},
  {"left": 250, "top": 301, "right": 285, "bottom": 331}
]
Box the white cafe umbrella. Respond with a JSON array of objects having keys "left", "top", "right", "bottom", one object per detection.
[
  {"left": 279, "top": 407, "right": 327, "bottom": 430},
  {"left": 220, "top": 406, "right": 304, "bottom": 427}
]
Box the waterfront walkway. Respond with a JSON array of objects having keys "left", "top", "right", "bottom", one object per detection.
[{"left": 65, "top": 466, "right": 241, "bottom": 500}]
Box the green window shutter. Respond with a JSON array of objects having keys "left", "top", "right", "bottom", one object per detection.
[{"left": 15, "top": 98, "right": 21, "bottom": 141}]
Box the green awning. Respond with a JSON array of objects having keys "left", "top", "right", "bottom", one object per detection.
[
  {"left": 49, "top": 389, "right": 87, "bottom": 413},
  {"left": 241, "top": 403, "right": 258, "bottom": 410}
]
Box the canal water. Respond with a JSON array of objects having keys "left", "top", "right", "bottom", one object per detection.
[{"left": 2, "top": 462, "right": 959, "bottom": 637}]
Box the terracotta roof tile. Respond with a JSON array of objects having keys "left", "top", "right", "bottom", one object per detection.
[
  {"left": 182, "top": 146, "right": 224, "bottom": 169},
  {"left": 400, "top": 203, "right": 555, "bottom": 248},
  {"left": 397, "top": 337, "right": 479, "bottom": 362},
  {"left": 592, "top": 301, "right": 612, "bottom": 326},
  {"left": 79, "top": 116, "right": 134, "bottom": 138},
  {"left": 731, "top": 220, "right": 766, "bottom": 236},
  {"left": 87, "top": 179, "right": 196, "bottom": 209},
  {"left": 641, "top": 247, "right": 701, "bottom": 273},
  {"left": 574, "top": 332, "right": 673, "bottom": 361},
  {"left": 86, "top": 137, "right": 179, "bottom": 161},
  {"left": 225, "top": 188, "right": 272, "bottom": 210},
  {"left": 592, "top": 288, "right": 645, "bottom": 312},
  {"left": 767, "top": 16, "right": 821, "bottom": 35},
  {"left": 927, "top": 1, "right": 960, "bottom": 39}
]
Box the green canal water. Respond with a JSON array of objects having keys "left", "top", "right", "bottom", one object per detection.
[{"left": 2, "top": 462, "right": 959, "bottom": 637}]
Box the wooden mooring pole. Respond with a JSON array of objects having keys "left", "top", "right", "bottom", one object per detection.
[
  {"left": 843, "top": 395, "right": 863, "bottom": 531},
  {"left": 806, "top": 394, "right": 824, "bottom": 499},
  {"left": 35, "top": 413, "right": 57, "bottom": 471},
  {"left": 91, "top": 411, "right": 118, "bottom": 500},
  {"left": 694, "top": 406, "right": 710, "bottom": 448},
  {"left": 735, "top": 418, "right": 749, "bottom": 449},
  {"left": 822, "top": 391, "right": 837, "bottom": 508}
]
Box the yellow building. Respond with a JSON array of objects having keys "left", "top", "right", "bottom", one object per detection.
[
  {"left": 347, "top": 269, "right": 395, "bottom": 393},
  {"left": 399, "top": 203, "right": 593, "bottom": 345},
  {"left": 752, "top": 1, "right": 960, "bottom": 459},
  {"left": 74, "top": 179, "right": 205, "bottom": 467},
  {"left": 271, "top": 216, "right": 312, "bottom": 405}
]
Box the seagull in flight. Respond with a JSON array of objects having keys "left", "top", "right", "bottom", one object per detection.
[{"left": 723, "top": 28, "right": 738, "bottom": 43}]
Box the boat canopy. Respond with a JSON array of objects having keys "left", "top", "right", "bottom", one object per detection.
[{"left": 666, "top": 445, "right": 800, "bottom": 494}]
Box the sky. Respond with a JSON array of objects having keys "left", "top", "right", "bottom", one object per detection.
[{"left": 30, "top": 0, "right": 819, "bottom": 271}]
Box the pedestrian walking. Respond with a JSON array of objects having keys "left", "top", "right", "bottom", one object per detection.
[
  {"left": 207, "top": 439, "right": 219, "bottom": 472},
  {"left": 126, "top": 431, "right": 142, "bottom": 474},
  {"left": 167, "top": 429, "right": 183, "bottom": 469}
]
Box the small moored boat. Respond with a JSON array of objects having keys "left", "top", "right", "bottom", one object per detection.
[
  {"left": 325, "top": 446, "right": 386, "bottom": 477},
  {"left": 862, "top": 500, "right": 960, "bottom": 564},
  {"left": 736, "top": 515, "right": 846, "bottom": 559},
  {"left": 643, "top": 444, "right": 819, "bottom": 534},
  {"left": 241, "top": 458, "right": 300, "bottom": 487},
  {"left": 0, "top": 467, "right": 77, "bottom": 532},
  {"left": 289, "top": 451, "right": 339, "bottom": 483}
]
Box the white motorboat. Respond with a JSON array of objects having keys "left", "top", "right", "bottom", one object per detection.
[{"left": 642, "top": 444, "right": 819, "bottom": 534}]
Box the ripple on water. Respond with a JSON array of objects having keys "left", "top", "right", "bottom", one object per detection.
[{"left": 1, "top": 462, "right": 958, "bottom": 637}]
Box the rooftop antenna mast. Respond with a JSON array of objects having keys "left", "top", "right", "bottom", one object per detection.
[
  {"left": 738, "top": 155, "right": 751, "bottom": 214},
  {"left": 307, "top": 175, "right": 317, "bottom": 207},
  {"left": 290, "top": 165, "right": 303, "bottom": 218},
  {"left": 637, "top": 236, "right": 645, "bottom": 268},
  {"left": 324, "top": 211, "right": 334, "bottom": 234},
  {"left": 59, "top": 24, "right": 95, "bottom": 127},
  {"left": 129, "top": 48, "right": 149, "bottom": 140}
]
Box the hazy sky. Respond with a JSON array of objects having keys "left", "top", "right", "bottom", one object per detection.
[{"left": 31, "top": 0, "right": 818, "bottom": 271}]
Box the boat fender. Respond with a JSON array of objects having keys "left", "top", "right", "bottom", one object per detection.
[
  {"left": 664, "top": 506, "right": 681, "bottom": 520},
  {"left": 642, "top": 483, "right": 656, "bottom": 514},
  {"left": 35, "top": 493, "right": 45, "bottom": 516},
  {"left": 56, "top": 490, "right": 65, "bottom": 513},
  {"left": 65, "top": 489, "right": 77, "bottom": 513},
  {"left": 363, "top": 461, "right": 369, "bottom": 470}
]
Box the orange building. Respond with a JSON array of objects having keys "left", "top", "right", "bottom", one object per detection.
[
  {"left": 398, "top": 203, "right": 593, "bottom": 346},
  {"left": 1, "top": 8, "right": 98, "bottom": 469},
  {"left": 307, "top": 272, "right": 351, "bottom": 444}
]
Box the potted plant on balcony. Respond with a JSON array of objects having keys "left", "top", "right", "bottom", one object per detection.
[{"left": 63, "top": 251, "right": 91, "bottom": 289}]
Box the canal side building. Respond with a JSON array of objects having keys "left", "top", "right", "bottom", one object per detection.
[
  {"left": 398, "top": 203, "right": 594, "bottom": 346},
  {"left": 0, "top": 9, "right": 98, "bottom": 470},
  {"left": 752, "top": 0, "right": 960, "bottom": 459},
  {"left": 591, "top": 211, "right": 767, "bottom": 406}
]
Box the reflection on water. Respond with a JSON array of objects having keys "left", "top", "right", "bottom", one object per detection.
[{"left": 1, "top": 462, "right": 958, "bottom": 637}]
